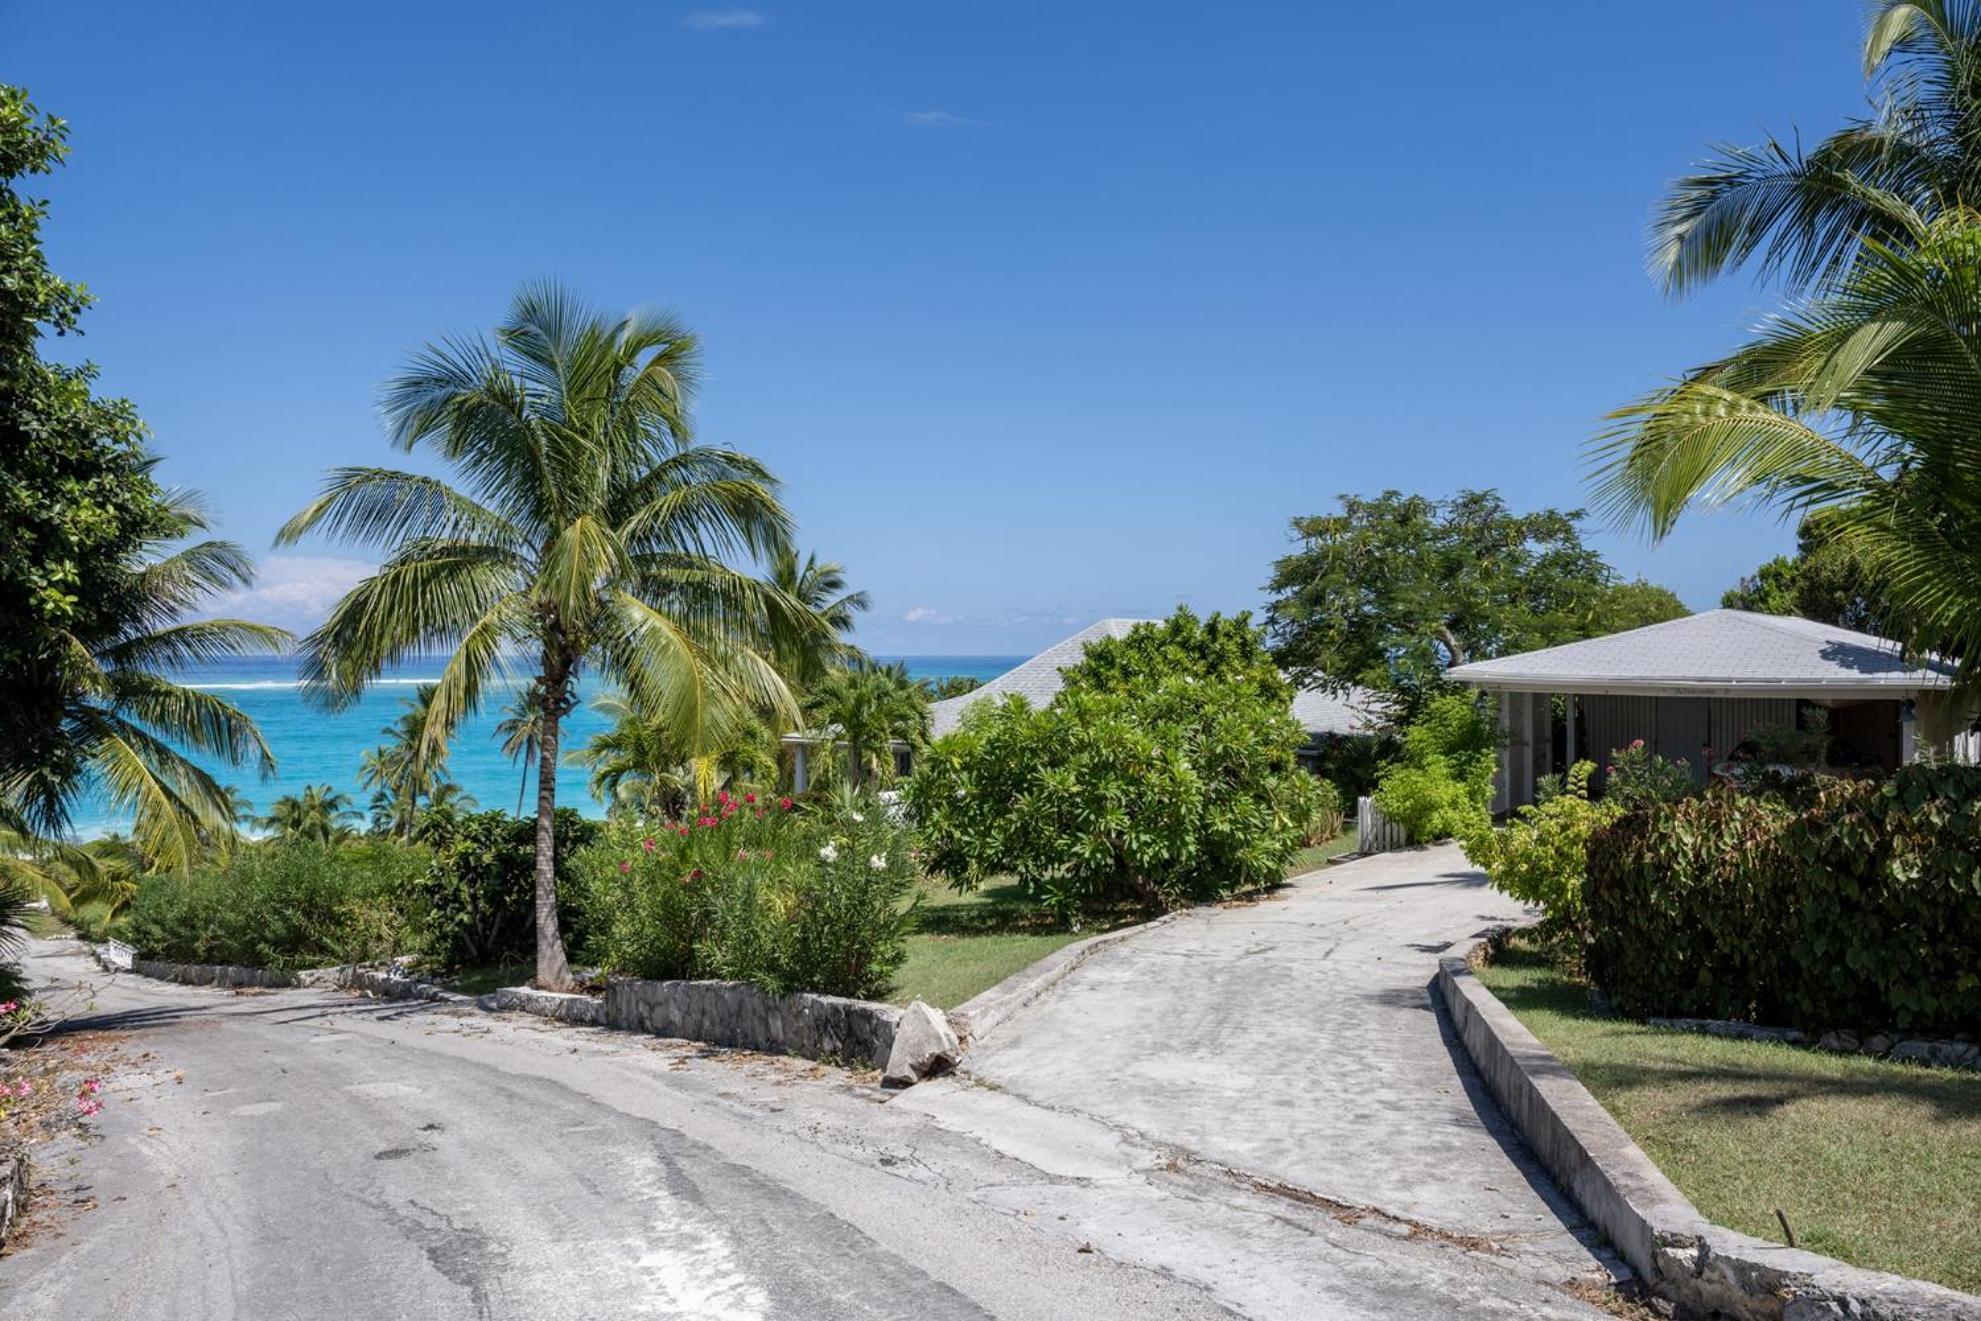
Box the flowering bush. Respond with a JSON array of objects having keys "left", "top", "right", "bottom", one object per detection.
[
  {"left": 1603, "top": 739, "right": 1695, "bottom": 810},
  {"left": 571, "top": 790, "right": 915, "bottom": 1000}
]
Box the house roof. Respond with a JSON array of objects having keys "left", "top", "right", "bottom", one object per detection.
[
  {"left": 926, "top": 618, "right": 1383, "bottom": 739},
  {"left": 1445, "top": 609, "right": 1956, "bottom": 699}
]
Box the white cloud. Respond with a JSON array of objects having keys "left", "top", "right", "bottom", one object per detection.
[
  {"left": 901, "top": 606, "right": 959, "bottom": 625},
  {"left": 684, "top": 9, "right": 766, "bottom": 29},
  {"left": 203, "top": 555, "right": 377, "bottom": 634},
  {"left": 899, "top": 110, "right": 986, "bottom": 128}
]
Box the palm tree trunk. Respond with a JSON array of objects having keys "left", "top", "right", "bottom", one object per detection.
[{"left": 533, "top": 671, "right": 574, "bottom": 991}]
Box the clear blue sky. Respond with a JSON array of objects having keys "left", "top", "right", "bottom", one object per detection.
[{"left": 8, "top": 2, "right": 1868, "bottom": 655}]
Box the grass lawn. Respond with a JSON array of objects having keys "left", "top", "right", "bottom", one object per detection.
[
  {"left": 891, "top": 833, "right": 1358, "bottom": 1010},
  {"left": 1477, "top": 935, "right": 1981, "bottom": 1294}
]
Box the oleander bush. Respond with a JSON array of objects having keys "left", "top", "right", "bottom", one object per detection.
[
  {"left": 1461, "top": 761, "right": 1618, "bottom": 936},
  {"left": 126, "top": 840, "right": 430, "bottom": 970},
  {"left": 1585, "top": 765, "right": 1981, "bottom": 1035},
  {"left": 572, "top": 790, "right": 916, "bottom": 1000},
  {"left": 908, "top": 609, "right": 1321, "bottom": 915},
  {"left": 1370, "top": 693, "right": 1497, "bottom": 842}
]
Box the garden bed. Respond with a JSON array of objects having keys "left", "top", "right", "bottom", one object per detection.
[{"left": 1475, "top": 933, "right": 1981, "bottom": 1295}]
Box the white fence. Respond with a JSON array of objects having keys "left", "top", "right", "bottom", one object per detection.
[{"left": 1355, "top": 796, "right": 1409, "bottom": 854}]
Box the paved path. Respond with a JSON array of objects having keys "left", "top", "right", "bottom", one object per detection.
[{"left": 907, "top": 844, "right": 1620, "bottom": 1316}]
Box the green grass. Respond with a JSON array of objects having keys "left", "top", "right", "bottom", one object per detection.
[
  {"left": 1283, "top": 832, "right": 1358, "bottom": 876},
  {"left": 1477, "top": 935, "right": 1981, "bottom": 1294}
]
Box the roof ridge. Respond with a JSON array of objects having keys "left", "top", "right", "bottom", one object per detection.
[{"left": 1720, "top": 607, "right": 1899, "bottom": 651}]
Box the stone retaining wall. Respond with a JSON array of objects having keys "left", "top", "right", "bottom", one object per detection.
[
  {"left": 602, "top": 979, "right": 900, "bottom": 1070},
  {"left": 0, "top": 1148, "right": 28, "bottom": 1249},
  {"left": 128, "top": 959, "right": 331, "bottom": 990},
  {"left": 1436, "top": 946, "right": 1981, "bottom": 1320}
]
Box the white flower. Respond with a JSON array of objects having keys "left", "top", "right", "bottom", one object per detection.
[
  {"left": 850, "top": 811, "right": 865, "bottom": 823},
  {"left": 819, "top": 843, "right": 839, "bottom": 863},
  {"left": 868, "top": 853, "right": 887, "bottom": 871}
]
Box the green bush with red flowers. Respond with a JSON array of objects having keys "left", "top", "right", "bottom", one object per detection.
[{"left": 571, "top": 789, "right": 916, "bottom": 1000}]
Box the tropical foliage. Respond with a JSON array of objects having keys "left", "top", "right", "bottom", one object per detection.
[
  {"left": 279, "top": 282, "right": 820, "bottom": 989},
  {"left": 574, "top": 689, "right": 776, "bottom": 818},
  {"left": 358, "top": 683, "right": 464, "bottom": 837},
  {"left": 766, "top": 548, "right": 870, "bottom": 690},
  {"left": 1461, "top": 761, "right": 1618, "bottom": 937},
  {"left": 1369, "top": 693, "right": 1498, "bottom": 842},
  {"left": 804, "top": 662, "right": 929, "bottom": 789},
  {"left": 1721, "top": 512, "right": 1897, "bottom": 635},
  {"left": 257, "top": 785, "right": 362, "bottom": 846},
  {"left": 408, "top": 807, "right": 598, "bottom": 968}
]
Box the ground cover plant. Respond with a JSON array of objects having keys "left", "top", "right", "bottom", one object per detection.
[
  {"left": 573, "top": 791, "right": 915, "bottom": 1001},
  {"left": 1369, "top": 693, "right": 1497, "bottom": 843},
  {"left": 1478, "top": 933, "right": 1981, "bottom": 1293}
]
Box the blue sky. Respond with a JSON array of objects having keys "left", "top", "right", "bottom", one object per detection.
[{"left": 8, "top": 2, "right": 1868, "bottom": 655}]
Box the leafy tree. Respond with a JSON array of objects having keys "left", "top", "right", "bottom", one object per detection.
[
  {"left": 922, "top": 675, "right": 983, "bottom": 700},
  {"left": 1264, "top": 490, "right": 1684, "bottom": 711},
  {"left": 1591, "top": 215, "right": 1981, "bottom": 690},
  {"left": 806, "top": 662, "right": 930, "bottom": 789},
  {"left": 1370, "top": 693, "right": 1499, "bottom": 842},
  {"left": 493, "top": 687, "right": 543, "bottom": 816},
  {"left": 358, "top": 683, "right": 458, "bottom": 837},
  {"left": 0, "top": 85, "right": 284, "bottom": 863},
  {"left": 257, "top": 785, "right": 362, "bottom": 847},
  {"left": 1064, "top": 607, "right": 1289, "bottom": 707},
  {"left": 1653, "top": 1, "right": 1981, "bottom": 298},
  {"left": 1721, "top": 513, "right": 1897, "bottom": 636},
  {"left": 280, "top": 282, "right": 815, "bottom": 989}
]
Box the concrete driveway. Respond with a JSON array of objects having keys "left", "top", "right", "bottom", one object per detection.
[{"left": 905, "top": 843, "right": 1621, "bottom": 1316}]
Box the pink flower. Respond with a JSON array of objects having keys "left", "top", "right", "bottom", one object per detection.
[
  {"left": 1630, "top": 739, "right": 1645, "bottom": 750},
  {"left": 687, "top": 868, "right": 703, "bottom": 883},
  {"left": 642, "top": 837, "right": 656, "bottom": 852},
  {"left": 81, "top": 1079, "right": 101, "bottom": 1096},
  {"left": 13, "top": 1080, "right": 32, "bottom": 1097},
  {"left": 677, "top": 824, "right": 690, "bottom": 836},
  {"left": 697, "top": 816, "right": 718, "bottom": 829},
  {"left": 0, "top": 1001, "right": 17, "bottom": 1015},
  {"left": 737, "top": 849, "right": 750, "bottom": 861},
  {"left": 778, "top": 796, "right": 793, "bottom": 811},
  {"left": 718, "top": 790, "right": 732, "bottom": 806},
  {"left": 744, "top": 792, "right": 757, "bottom": 805},
  {"left": 618, "top": 860, "right": 632, "bottom": 874},
  {"left": 76, "top": 1098, "right": 102, "bottom": 1117}
]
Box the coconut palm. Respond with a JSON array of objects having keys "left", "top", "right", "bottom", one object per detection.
[
  {"left": 1654, "top": 1, "right": 1981, "bottom": 297},
  {"left": 494, "top": 687, "right": 544, "bottom": 815},
  {"left": 278, "top": 282, "right": 818, "bottom": 989},
  {"left": 258, "top": 785, "right": 361, "bottom": 846},
  {"left": 0, "top": 490, "right": 283, "bottom": 873},
  {"left": 806, "top": 662, "right": 930, "bottom": 789},
  {"left": 1591, "top": 214, "right": 1981, "bottom": 697},
  {"left": 766, "top": 548, "right": 870, "bottom": 690},
  {"left": 574, "top": 689, "right": 776, "bottom": 818},
  {"left": 357, "top": 683, "right": 455, "bottom": 837}
]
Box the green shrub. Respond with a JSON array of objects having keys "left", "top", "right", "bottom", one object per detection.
[
  {"left": 1461, "top": 762, "right": 1617, "bottom": 935},
  {"left": 1303, "top": 777, "right": 1346, "bottom": 844},
  {"left": 1585, "top": 766, "right": 1981, "bottom": 1035},
  {"left": 126, "top": 841, "right": 429, "bottom": 970},
  {"left": 907, "top": 677, "right": 1320, "bottom": 915},
  {"left": 1370, "top": 693, "right": 1497, "bottom": 841},
  {"left": 408, "top": 807, "right": 598, "bottom": 967},
  {"left": 572, "top": 790, "right": 915, "bottom": 1000}
]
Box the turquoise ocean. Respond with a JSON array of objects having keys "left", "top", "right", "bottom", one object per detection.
[{"left": 70, "top": 655, "right": 1024, "bottom": 838}]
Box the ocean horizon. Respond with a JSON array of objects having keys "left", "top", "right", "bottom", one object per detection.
[{"left": 70, "top": 653, "right": 1026, "bottom": 839}]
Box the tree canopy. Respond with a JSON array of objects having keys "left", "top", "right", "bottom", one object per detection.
[
  {"left": 1721, "top": 513, "right": 1898, "bottom": 637},
  {"left": 1263, "top": 490, "right": 1685, "bottom": 710}
]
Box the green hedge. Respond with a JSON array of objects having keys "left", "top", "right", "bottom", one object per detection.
[
  {"left": 410, "top": 807, "right": 598, "bottom": 967},
  {"left": 1585, "top": 766, "right": 1981, "bottom": 1035}
]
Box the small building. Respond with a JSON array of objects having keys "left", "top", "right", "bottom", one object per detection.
[
  {"left": 1446, "top": 609, "right": 1969, "bottom": 812},
  {"left": 785, "top": 619, "right": 1385, "bottom": 790}
]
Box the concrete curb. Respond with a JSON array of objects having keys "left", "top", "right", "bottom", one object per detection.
[
  {"left": 0, "top": 1147, "right": 28, "bottom": 1249},
  {"left": 947, "top": 910, "right": 1183, "bottom": 1046},
  {"left": 114, "top": 954, "right": 465, "bottom": 1006},
  {"left": 493, "top": 985, "right": 604, "bottom": 1026},
  {"left": 1436, "top": 938, "right": 1981, "bottom": 1320}
]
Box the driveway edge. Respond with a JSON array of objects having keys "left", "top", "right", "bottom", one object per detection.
[
  {"left": 947, "top": 911, "right": 1183, "bottom": 1046},
  {"left": 1435, "top": 939, "right": 1981, "bottom": 1320}
]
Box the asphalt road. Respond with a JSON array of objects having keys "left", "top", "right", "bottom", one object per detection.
[{"left": 2, "top": 939, "right": 1226, "bottom": 1321}]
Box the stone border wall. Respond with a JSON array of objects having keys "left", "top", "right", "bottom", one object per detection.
[
  {"left": 1648, "top": 1017, "right": 1980, "bottom": 1074},
  {"left": 1435, "top": 942, "right": 1981, "bottom": 1320},
  {"left": 0, "top": 1148, "right": 28, "bottom": 1249},
  {"left": 128, "top": 959, "right": 327, "bottom": 989}
]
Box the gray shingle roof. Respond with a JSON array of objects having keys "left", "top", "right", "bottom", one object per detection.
[
  {"left": 927, "top": 619, "right": 1383, "bottom": 739},
  {"left": 1445, "top": 609, "right": 1955, "bottom": 696}
]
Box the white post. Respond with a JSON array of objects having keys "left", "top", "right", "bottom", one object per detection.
[
  {"left": 1565, "top": 694, "right": 1578, "bottom": 768},
  {"left": 1900, "top": 700, "right": 1918, "bottom": 765},
  {"left": 793, "top": 742, "right": 810, "bottom": 792}
]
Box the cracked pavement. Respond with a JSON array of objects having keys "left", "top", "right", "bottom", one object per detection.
[{"left": 1, "top": 846, "right": 1625, "bottom": 1319}]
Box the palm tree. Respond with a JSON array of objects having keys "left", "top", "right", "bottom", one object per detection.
[
  {"left": 357, "top": 683, "right": 455, "bottom": 837},
  {"left": 1590, "top": 214, "right": 1981, "bottom": 705},
  {"left": 0, "top": 489, "right": 284, "bottom": 873},
  {"left": 494, "top": 687, "right": 543, "bottom": 815},
  {"left": 922, "top": 674, "right": 984, "bottom": 700},
  {"left": 257, "top": 785, "right": 361, "bottom": 846},
  {"left": 1655, "top": 1, "right": 1981, "bottom": 297},
  {"left": 278, "top": 282, "right": 818, "bottom": 989},
  {"left": 766, "top": 548, "right": 870, "bottom": 689},
  {"left": 806, "top": 662, "right": 930, "bottom": 789}
]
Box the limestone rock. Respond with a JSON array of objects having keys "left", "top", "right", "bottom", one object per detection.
[{"left": 883, "top": 999, "right": 960, "bottom": 1087}]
